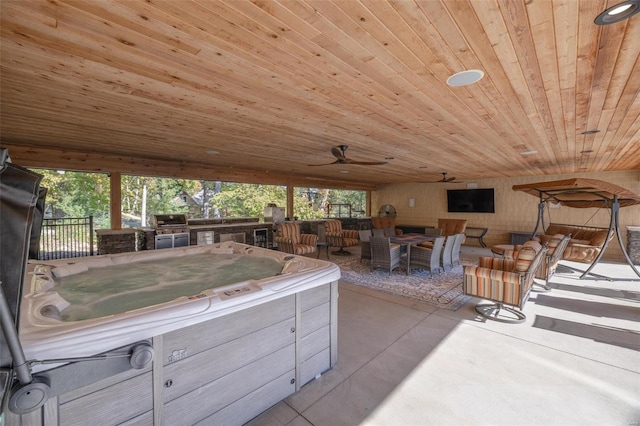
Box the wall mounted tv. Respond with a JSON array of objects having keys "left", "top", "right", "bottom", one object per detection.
[{"left": 447, "top": 188, "right": 495, "bottom": 213}]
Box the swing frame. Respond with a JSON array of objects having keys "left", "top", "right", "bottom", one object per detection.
[{"left": 512, "top": 178, "right": 640, "bottom": 282}]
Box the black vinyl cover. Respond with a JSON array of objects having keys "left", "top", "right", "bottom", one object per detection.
[
  {"left": 0, "top": 149, "right": 43, "bottom": 370},
  {"left": 29, "top": 187, "right": 48, "bottom": 261}
]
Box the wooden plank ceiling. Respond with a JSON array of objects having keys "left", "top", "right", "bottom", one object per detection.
[{"left": 1, "top": 0, "right": 639, "bottom": 188}]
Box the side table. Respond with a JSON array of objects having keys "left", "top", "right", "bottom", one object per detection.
[
  {"left": 491, "top": 244, "right": 515, "bottom": 257},
  {"left": 316, "top": 241, "right": 330, "bottom": 259},
  {"left": 465, "top": 227, "right": 488, "bottom": 248}
]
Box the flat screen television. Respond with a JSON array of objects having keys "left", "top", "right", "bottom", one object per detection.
[{"left": 447, "top": 188, "right": 495, "bottom": 213}]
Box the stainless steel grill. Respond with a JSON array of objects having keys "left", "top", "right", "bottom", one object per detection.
[{"left": 151, "top": 214, "right": 190, "bottom": 249}]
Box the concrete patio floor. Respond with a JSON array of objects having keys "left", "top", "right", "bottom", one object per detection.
[{"left": 248, "top": 245, "right": 640, "bottom": 426}]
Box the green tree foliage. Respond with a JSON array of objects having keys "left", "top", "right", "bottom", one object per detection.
[
  {"left": 29, "top": 169, "right": 367, "bottom": 228},
  {"left": 331, "top": 189, "right": 367, "bottom": 216},
  {"left": 211, "top": 183, "right": 286, "bottom": 217},
  {"left": 122, "top": 176, "right": 200, "bottom": 222},
  {"left": 293, "top": 187, "right": 327, "bottom": 220},
  {"left": 294, "top": 187, "right": 366, "bottom": 219},
  {"left": 31, "top": 169, "right": 111, "bottom": 229}
]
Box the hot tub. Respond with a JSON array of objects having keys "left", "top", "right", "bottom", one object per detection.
[{"left": 11, "top": 242, "right": 340, "bottom": 425}]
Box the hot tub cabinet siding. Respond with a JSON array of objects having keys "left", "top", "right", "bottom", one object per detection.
[{"left": 8, "top": 283, "right": 338, "bottom": 426}]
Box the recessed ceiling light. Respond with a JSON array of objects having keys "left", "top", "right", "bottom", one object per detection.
[
  {"left": 581, "top": 130, "right": 600, "bottom": 135},
  {"left": 520, "top": 150, "right": 538, "bottom": 156},
  {"left": 595, "top": 0, "right": 640, "bottom": 24},
  {"left": 206, "top": 150, "right": 219, "bottom": 155},
  {"left": 339, "top": 170, "right": 349, "bottom": 174},
  {"left": 611, "top": 4, "right": 634, "bottom": 13},
  {"left": 446, "top": 70, "right": 485, "bottom": 87},
  {"left": 580, "top": 150, "right": 594, "bottom": 154}
]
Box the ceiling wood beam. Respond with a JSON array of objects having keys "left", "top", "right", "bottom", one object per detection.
[{"left": 2, "top": 144, "right": 376, "bottom": 191}]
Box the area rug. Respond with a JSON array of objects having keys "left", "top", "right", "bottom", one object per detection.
[{"left": 333, "top": 257, "right": 474, "bottom": 311}]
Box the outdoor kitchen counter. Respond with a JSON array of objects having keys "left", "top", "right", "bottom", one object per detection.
[
  {"left": 96, "top": 228, "right": 138, "bottom": 254},
  {"left": 188, "top": 217, "right": 259, "bottom": 226},
  {"left": 188, "top": 221, "right": 267, "bottom": 229},
  {"left": 188, "top": 222, "right": 273, "bottom": 246}
]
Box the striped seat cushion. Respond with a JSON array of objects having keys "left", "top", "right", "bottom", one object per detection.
[
  {"left": 343, "top": 229, "right": 360, "bottom": 239},
  {"left": 463, "top": 265, "right": 524, "bottom": 306},
  {"left": 545, "top": 234, "right": 565, "bottom": 255},
  {"left": 277, "top": 222, "right": 300, "bottom": 244},
  {"left": 299, "top": 233, "right": 317, "bottom": 246},
  {"left": 513, "top": 240, "right": 543, "bottom": 273},
  {"left": 478, "top": 256, "right": 514, "bottom": 271},
  {"left": 293, "top": 244, "right": 316, "bottom": 255},
  {"left": 324, "top": 220, "right": 342, "bottom": 235},
  {"left": 343, "top": 237, "right": 360, "bottom": 247}
]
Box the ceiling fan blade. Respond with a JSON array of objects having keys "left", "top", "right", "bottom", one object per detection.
[
  {"left": 308, "top": 145, "right": 387, "bottom": 166},
  {"left": 435, "top": 172, "right": 457, "bottom": 182},
  {"left": 331, "top": 146, "right": 347, "bottom": 160},
  {"left": 346, "top": 160, "right": 389, "bottom": 166},
  {"left": 307, "top": 160, "right": 341, "bottom": 166}
]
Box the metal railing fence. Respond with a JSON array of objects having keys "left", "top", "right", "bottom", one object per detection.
[{"left": 38, "top": 216, "right": 94, "bottom": 260}]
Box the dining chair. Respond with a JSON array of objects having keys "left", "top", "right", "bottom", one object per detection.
[
  {"left": 437, "top": 218, "right": 467, "bottom": 237},
  {"left": 383, "top": 227, "right": 396, "bottom": 237},
  {"left": 358, "top": 229, "right": 372, "bottom": 263},
  {"left": 408, "top": 236, "right": 445, "bottom": 276},
  {"left": 369, "top": 236, "right": 402, "bottom": 275},
  {"left": 419, "top": 227, "right": 443, "bottom": 249},
  {"left": 451, "top": 233, "right": 465, "bottom": 267},
  {"left": 372, "top": 228, "right": 386, "bottom": 237},
  {"left": 371, "top": 216, "right": 402, "bottom": 235},
  {"left": 440, "top": 235, "right": 456, "bottom": 271},
  {"left": 424, "top": 227, "right": 443, "bottom": 237}
]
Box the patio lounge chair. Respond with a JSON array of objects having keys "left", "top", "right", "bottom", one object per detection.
[
  {"left": 463, "top": 240, "right": 547, "bottom": 323},
  {"left": 507, "top": 234, "right": 572, "bottom": 291},
  {"left": 324, "top": 219, "right": 360, "bottom": 256},
  {"left": 275, "top": 222, "right": 317, "bottom": 256}
]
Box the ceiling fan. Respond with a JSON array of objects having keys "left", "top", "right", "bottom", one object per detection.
[
  {"left": 433, "top": 172, "right": 461, "bottom": 183},
  {"left": 307, "top": 145, "right": 388, "bottom": 166}
]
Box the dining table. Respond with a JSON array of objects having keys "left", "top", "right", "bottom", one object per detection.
[{"left": 388, "top": 233, "right": 437, "bottom": 274}]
